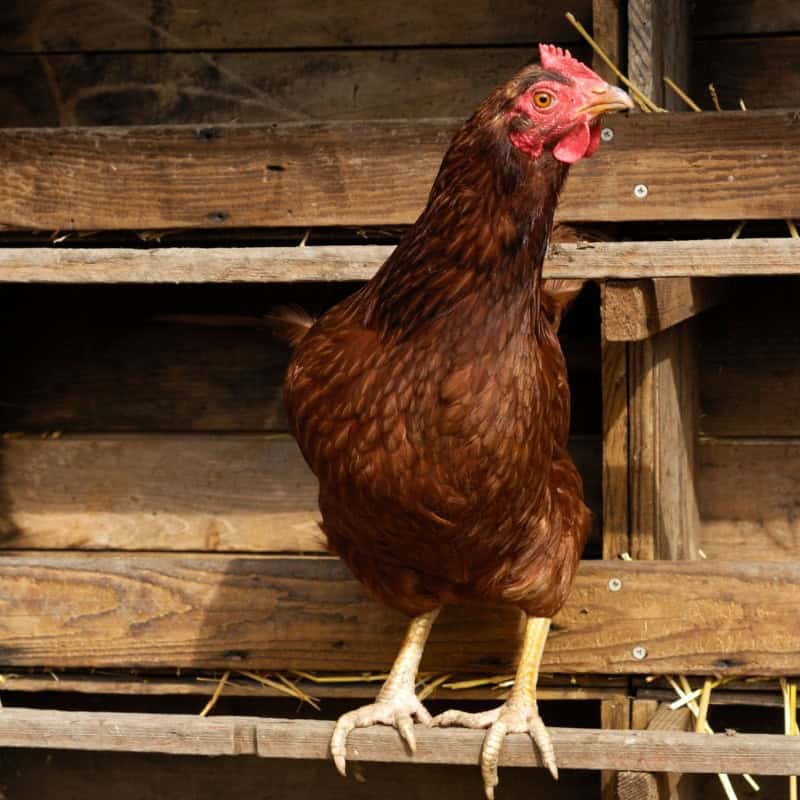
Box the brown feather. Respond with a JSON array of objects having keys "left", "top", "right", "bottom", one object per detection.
[{"left": 283, "top": 61, "right": 592, "bottom": 618}]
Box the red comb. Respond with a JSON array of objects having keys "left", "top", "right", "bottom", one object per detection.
[{"left": 539, "top": 43, "right": 601, "bottom": 82}]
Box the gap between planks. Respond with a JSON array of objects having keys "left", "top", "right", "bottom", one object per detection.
[
  {"left": 0, "top": 239, "right": 797, "bottom": 283},
  {"left": 0, "top": 708, "right": 798, "bottom": 774}
]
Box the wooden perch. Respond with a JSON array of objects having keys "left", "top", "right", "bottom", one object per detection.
[{"left": 0, "top": 708, "right": 798, "bottom": 775}]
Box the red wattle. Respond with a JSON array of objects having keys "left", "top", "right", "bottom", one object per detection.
[
  {"left": 585, "top": 123, "right": 603, "bottom": 157},
  {"left": 552, "top": 123, "right": 591, "bottom": 164}
]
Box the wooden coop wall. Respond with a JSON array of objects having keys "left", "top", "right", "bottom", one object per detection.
[{"left": 0, "top": 2, "right": 799, "bottom": 799}]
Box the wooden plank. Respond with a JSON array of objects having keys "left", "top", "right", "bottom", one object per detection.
[
  {"left": 0, "top": 1, "right": 590, "bottom": 50},
  {"left": 1, "top": 239, "right": 799, "bottom": 284},
  {"left": 0, "top": 432, "right": 599, "bottom": 552},
  {"left": 697, "top": 438, "right": 800, "bottom": 562},
  {"left": 0, "top": 434, "right": 320, "bottom": 552},
  {"left": 628, "top": 324, "right": 701, "bottom": 560},
  {"left": 602, "top": 278, "right": 728, "bottom": 341},
  {"left": 0, "top": 556, "right": 799, "bottom": 674},
  {"left": 0, "top": 48, "right": 540, "bottom": 127},
  {"left": 0, "top": 708, "right": 798, "bottom": 774},
  {"left": 693, "top": 2, "right": 800, "bottom": 36},
  {"left": 692, "top": 36, "right": 800, "bottom": 111},
  {"left": 699, "top": 279, "right": 800, "bottom": 437},
  {"left": 0, "top": 113, "right": 798, "bottom": 230}
]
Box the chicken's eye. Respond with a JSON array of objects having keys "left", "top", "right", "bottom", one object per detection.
[{"left": 532, "top": 91, "right": 554, "bottom": 109}]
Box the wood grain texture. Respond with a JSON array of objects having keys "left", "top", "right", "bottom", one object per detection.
[
  {"left": 628, "top": 0, "right": 690, "bottom": 110},
  {"left": 0, "top": 433, "right": 601, "bottom": 552},
  {"left": 602, "top": 279, "right": 728, "bottom": 341},
  {"left": 699, "top": 278, "right": 800, "bottom": 437},
  {"left": 692, "top": 1, "right": 800, "bottom": 36},
  {"left": 628, "top": 324, "right": 700, "bottom": 560},
  {"left": 591, "top": 0, "right": 622, "bottom": 85},
  {"left": 0, "top": 708, "right": 798, "bottom": 774},
  {"left": 0, "top": 113, "right": 798, "bottom": 230},
  {"left": 692, "top": 36, "right": 800, "bottom": 111},
  {"left": 600, "top": 337, "right": 629, "bottom": 559},
  {"left": 697, "top": 438, "right": 800, "bottom": 562},
  {"left": 3, "top": 239, "right": 800, "bottom": 283},
  {"left": 0, "top": 555, "right": 799, "bottom": 674},
  {"left": 0, "top": 0, "right": 590, "bottom": 50},
  {"left": 0, "top": 48, "right": 539, "bottom": 127}
]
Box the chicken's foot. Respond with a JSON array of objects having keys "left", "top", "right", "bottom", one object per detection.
[
  {"left": 330, "top": 607, "right": 440, "bottom": 777},
  {"left": 432, "top": 616, "right": 555, "bottom": 799}
]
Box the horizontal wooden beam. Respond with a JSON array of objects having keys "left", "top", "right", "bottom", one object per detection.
[
  {"left": 0, "top": 238, "right": 797, "bottom": 283},
  {"left": 0, "top": 112, "right": 797, "bottom": 230},
  {"left": 0, "top": 708, "right": 797, "bottom": 775},
  {"left": 602, "top": 278, "right": 729, "bottom": 341},
  {"left": 0, "top": 1, "right": 589, "bottom": 50},
  {"left": 0, "top": 555, "right": 798, "bottom": 675}
]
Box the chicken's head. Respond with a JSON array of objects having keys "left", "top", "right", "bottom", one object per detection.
[{"left": 505, "top": 44, "right": 633, "bottom": 164}]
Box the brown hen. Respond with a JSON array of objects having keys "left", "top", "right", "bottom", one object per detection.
[{"left": 279, "top": 45, "right": 632, "bottom": 798}]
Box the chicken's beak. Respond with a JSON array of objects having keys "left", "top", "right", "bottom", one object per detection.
[{"left": 580, "top": 84, "right": 635, "bottom": 118}]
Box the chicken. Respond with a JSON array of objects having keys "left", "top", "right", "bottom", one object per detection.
[{"left": 278, "top": 45, "right": 632, "bottom": 797}]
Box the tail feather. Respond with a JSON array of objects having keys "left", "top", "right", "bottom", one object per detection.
[{"left": 263, "top": 305, "right": 316, "bottom": 348}]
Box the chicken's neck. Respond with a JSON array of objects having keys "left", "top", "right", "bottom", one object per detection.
[{"left": 365, "top": 129, "right": 570, "bottom": 340}]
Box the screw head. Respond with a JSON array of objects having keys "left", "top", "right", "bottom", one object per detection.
[
  {"left": 634, "top": 183, "right": 649, "bottom": 199},
  {"left": 607, "top": 578, "right": 623, "bottom": 592},
  {"left": 601, "top": 127, "right": 614, "bottom": 142},
  {"left": 631, "top": 645, "right": 648, "bottom": 661}
]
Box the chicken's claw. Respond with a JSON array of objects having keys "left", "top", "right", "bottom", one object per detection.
[
  {"left": 330, "top": 693, "right": 432, "bottom": 778},
  {"left": 433, "top": 703, "right": 557, "bottom": 799}
]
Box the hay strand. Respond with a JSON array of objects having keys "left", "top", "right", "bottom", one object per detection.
[{"left": 199, "top": 669, "right": 230, "bottom": 717}]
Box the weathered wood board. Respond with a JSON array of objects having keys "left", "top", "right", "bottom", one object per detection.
[
  {"left": 0, "top": 0, "right": 591, "bottom": 50},
  {"left": 0, "top": 433, "right": 601, "bottom": 551},
  {"left": 0, "top": 709, "right": 798, "bottom": 775},
  {"left": 0, "top": 556, "right": 798, "bottom": 674},
  {"left": 2, "top": 239, "right": 799, "bottom": 283},
  {"left": 0, "top": 112, "right": 798, "bottom": 230}
]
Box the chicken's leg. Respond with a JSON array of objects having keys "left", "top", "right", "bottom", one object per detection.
[
  {"left": 432, "top": 616, "right": 556, "bottom": 799},
  {"left": 331, "top": 607, "right": 440, "bottom": 776}
]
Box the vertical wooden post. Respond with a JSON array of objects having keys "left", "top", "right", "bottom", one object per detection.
[
  {"left": 615, "top": 2, "right": 700, "bottom": 798},
  {"left": 626, "top": 0, "right": 699, "bottom": 563}
]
